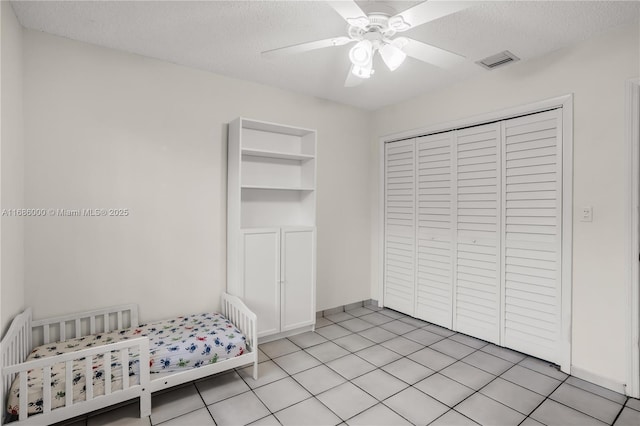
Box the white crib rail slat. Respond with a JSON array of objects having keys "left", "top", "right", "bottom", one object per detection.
[
  {"left": 121, "top": 350, "right": 129, "bottom": 390},
  {"left": 89, "top": 317, "right": 96, "bottom": 335},
  {"left": 85, "top": 355, "right": 93, "bottom": 401},
  {"left": 43, "top": 324, "right": 50, "bottom": 344},
  {"left": 20, "top": 326, "right": 25, "bottom": 361},
  {"left": 9, "top": 340, "right": 15, "bottom": 366},
  {"left": 131, "top": 309, "right": 139, "bottom": 328},
  {"left": 104, "top": 314, "right": 109, "bottom": 332},
  {"left": 117, "top": 311, "right": 123, "bottom": 329},
  {"left": 18, "top": 371, "right": 28, "bottom": 421},
  {"left": 104, "top": 351, "right": 112, "bottom": 395},
  {"left": 65, "top": 360, "right": 73, "bottom": 407},
  {"left": 75, "top": 318, "right": 81, "bottom": 337},
  {"left": 59, "top": 321, "right": 66, "bottom": 341},
  {"left": 28, "top": 320, "right": 32, "bottom": 355},
  {"left": 43, "top": 365, "right": 52, "bottom": 413},
  {"left": 15, "top": 329, "right": 20, "bottom": 364}
]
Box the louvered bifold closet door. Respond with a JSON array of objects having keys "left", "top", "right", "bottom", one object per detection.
[
  {"left": 415, "top": 133, "right": 454, "bottom": 328},
  {"left": 454, "top": 123, "right": 501, "bottom": 344},
  {"left": 384, "top": 139, "right": 416, "bottom": 314},
  {"left": 502, "top": 109, "right": 562, "bottom": 364}
]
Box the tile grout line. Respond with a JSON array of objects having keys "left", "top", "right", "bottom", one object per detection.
[
  {"left": 257, "top": 333, "right": 378, "bottom": 425},
  {"left": 516, "top": 373, "right": 568, "bottom": 426},
  {"left": 252, "top": 308, "right": 631, "bottom": 426},
  {"left": 609, "top": 400, "right": 627, "bottom": 426},
  {"left": 336, "top": 311, "right": 571, "bottom": 424},
  {"left": 192, "top": 382, "right": 218, "bottom": 426},
  {"left": 307, "top": 315, "right": 490, "bottom": 424},
  {"left": 538, "top": 378, "right": 626, "bottom": 425},
  {"left": 232, "top": 361, "right": 284, "bottom": 425},
  {"left": 151, "top": 382, "right": 211, "bottom": 426},
  {"left": 426, "top": 408, "right": 481, "bottom": 426},
  {"left": 267, "top": 316, "right": 430, "bottom": 424}
]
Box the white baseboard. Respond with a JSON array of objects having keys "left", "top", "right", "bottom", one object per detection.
[{"left": 570, "top": 365, "right": 628, "bottom": 395}]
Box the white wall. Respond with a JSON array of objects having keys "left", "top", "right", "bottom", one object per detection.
[
  {"left": 16, "top": 6, "right": 640, "bottom": 393},
  {"left": 0, "top": 1, "right": 25, "bottom": 334},
  {"left": 371, "top": 22, "right": 639, "bottom": 388},
  {"left": 22, "top": 30, "right": 371, "bottom": 322}
]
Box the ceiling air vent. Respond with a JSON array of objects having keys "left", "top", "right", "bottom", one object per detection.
[{"left": 476, "top": 51, "right": 520, "bottom": 70}]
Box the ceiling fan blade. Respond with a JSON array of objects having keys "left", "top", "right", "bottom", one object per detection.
[
  {"left": 344, "top": 65, "right": 364, "bottom": 87},
  {"left": 262, "top": 37, "right": 353, "bottom": 58},
  {"left": 403, "top": 38, "right": 465, "bottom": 69},
  {"left": 327, "top": 0, "right": 368, "bottom": 23},
  {"left": 393, "top": 1, "right": 471, "bottom": 31}
]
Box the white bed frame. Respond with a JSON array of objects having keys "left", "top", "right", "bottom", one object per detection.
[{"left": 0, "top": 293, "right": 258, "bottom": 425}]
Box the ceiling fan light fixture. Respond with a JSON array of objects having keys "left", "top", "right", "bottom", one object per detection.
[
  {"left": 349, "top": 39, "right": 373, "bottom": 67},
  {"left": 380, "top": 41, "right": 407, "bottom": 71},
  {"left": 351, "top": 60, "right": 374, "bottom": 79}
]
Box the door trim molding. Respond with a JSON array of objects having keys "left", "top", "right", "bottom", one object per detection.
[
  {"left": 626, "top": 78, "right": 640, "bottom": 398},
  {"left": 378, "top": 94, "right": 574, "bottom": 372}
]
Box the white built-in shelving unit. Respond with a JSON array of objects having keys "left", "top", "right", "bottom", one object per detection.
[{"left": 227, "top": 118, "right": 316, "bottom": 341}]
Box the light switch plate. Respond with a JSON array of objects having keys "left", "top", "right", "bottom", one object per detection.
[{"left": 581, "top": 206, "right": 593, "bottom": 222}]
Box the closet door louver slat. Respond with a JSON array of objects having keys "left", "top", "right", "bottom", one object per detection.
[
  {"left": 454, "top": 124, "right": 501, "bottom": 344},
  {"left": 415, "top": 133, "right": 454, "bottom": 328},
  {"left": 502, "top": 110, "right": 562, "bottom": 363},
  {"left": 384, "top": 139, "right": 416, "bottom": 314}
]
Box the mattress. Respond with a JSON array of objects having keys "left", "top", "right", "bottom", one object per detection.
[{"left": 6, "top": 312, "right": 247, "bottom": 417}]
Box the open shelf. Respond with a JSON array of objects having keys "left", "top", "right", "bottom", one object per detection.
[
  {"left": 240, "top": 188, "right": 315, "bottom": 228},
  {"left": 242, "top": 148, "right": 314, "bottom": 161},
  {"left": 229, "top": 116, "right": 316, "bottom": 230}
]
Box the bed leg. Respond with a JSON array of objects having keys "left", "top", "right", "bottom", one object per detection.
[
  {"left": 253, "top": 360, "right": 258, "bottom": 381},
  {"left": 140, "top": 391, "right": 151, "bottom": 418}
]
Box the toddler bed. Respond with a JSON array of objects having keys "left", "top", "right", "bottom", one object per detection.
[{"left": 1, "top": 293, "right": 257, "bottom": 425}]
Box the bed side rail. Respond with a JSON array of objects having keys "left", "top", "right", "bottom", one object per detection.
[
  {"left": 221, "top": 293, "right": 257, "bottom": 352},
  {"left": 2, "top": 337, "right": 150, "bottom": 423},
  {"left": 31, "top": 305, "right": 139, "bottom": 346}
]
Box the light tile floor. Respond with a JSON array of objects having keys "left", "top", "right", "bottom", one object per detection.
[{"left": 58, "top": 306, "right": 640, "bottom": 426}]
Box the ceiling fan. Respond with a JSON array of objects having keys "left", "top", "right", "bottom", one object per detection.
[{"left": 262, "top": 1, "right": 471, "bottom": 87}]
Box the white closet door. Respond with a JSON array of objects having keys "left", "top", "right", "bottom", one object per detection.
[
  {"left": 384, "top": 139, "right": 416, "bottom": 315},
  {"left": 454, "top": 123, "right": 501, "bottom": 344},
  {"left": 415, "top": 133, "right": 454, "bottom": 328},
  {"left": 502, "top": 109, "right": 562, "bottom": 363}
]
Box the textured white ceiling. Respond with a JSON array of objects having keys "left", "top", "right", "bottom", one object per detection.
[{"left": 11, "top": 0, "right": 640, "bottom": 110}]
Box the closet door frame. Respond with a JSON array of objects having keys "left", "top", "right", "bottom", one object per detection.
[
  {"left": 378, "top": 94, "right": 573, "bottom": 373},
  {"left": 626, "top": 78, "right": 640, "bottom": 398}
]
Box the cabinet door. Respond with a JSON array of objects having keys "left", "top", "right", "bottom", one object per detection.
[
  {"left": 384, "top": 139, "right": 416, "bottom": 315},
  {"left": 281, "top": 228, "right": 315, "bottom": 332},
  {"left": 241, "top": 229, "right": 281, "bottom": 338},
  {"left": 454, "top": 123, "right": 501, "bottom": 344}
]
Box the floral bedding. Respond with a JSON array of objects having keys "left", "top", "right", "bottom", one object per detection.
[{"left": 6, "top": 312, "right": 247, "bottom": 417}]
